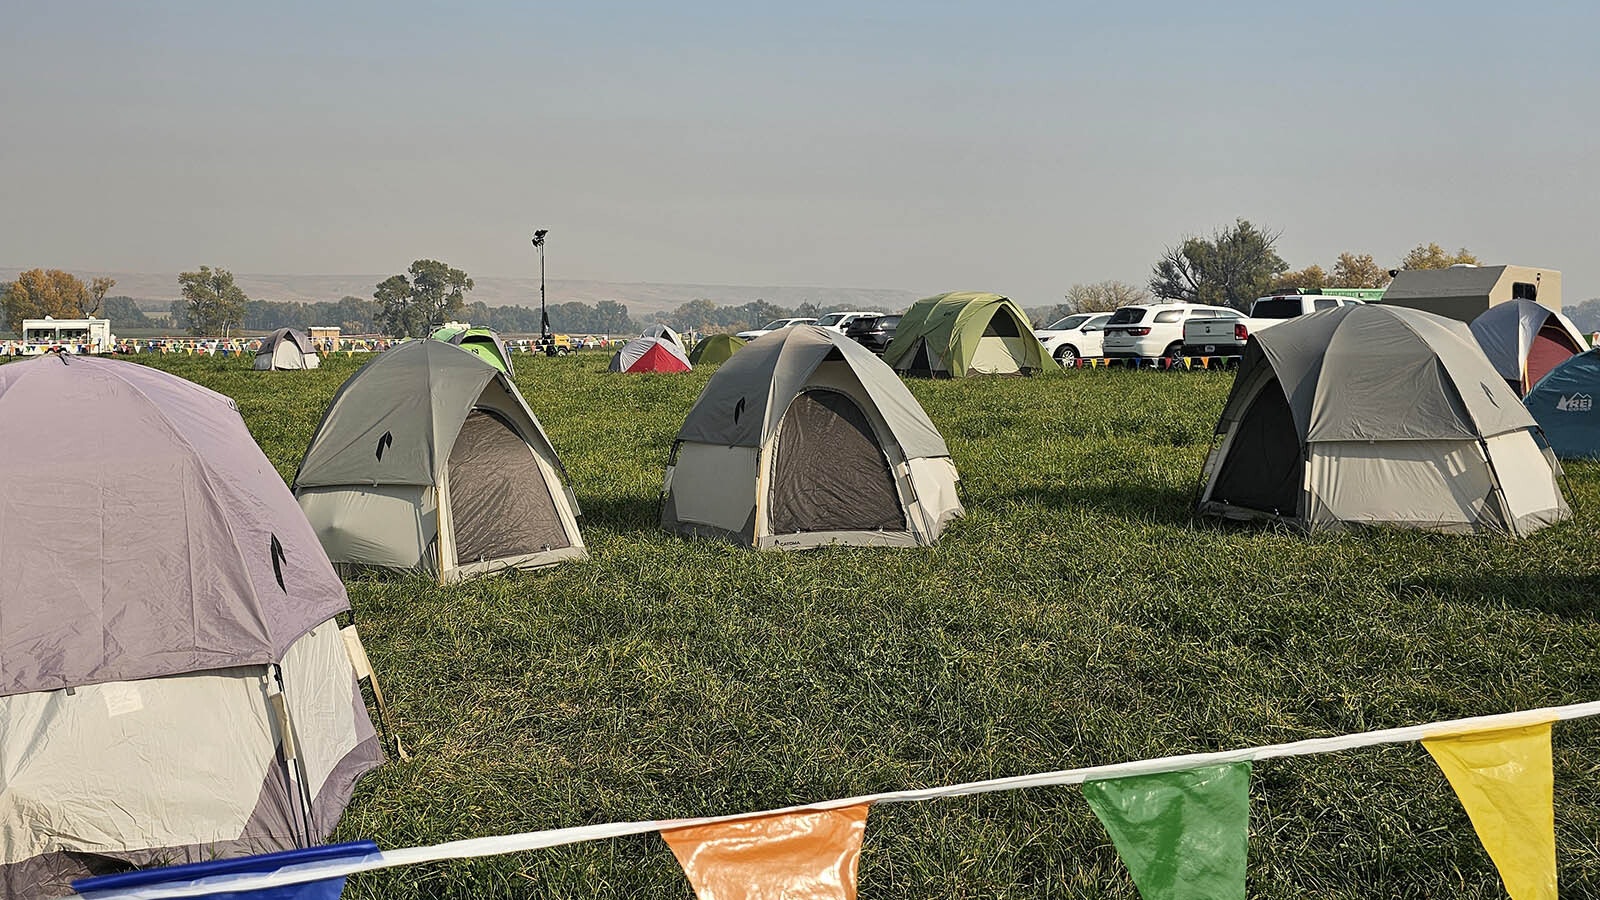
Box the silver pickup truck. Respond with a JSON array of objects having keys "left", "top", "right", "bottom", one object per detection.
[{"left": 1182, "top": 294, "right": 1366, "bottom": 356}]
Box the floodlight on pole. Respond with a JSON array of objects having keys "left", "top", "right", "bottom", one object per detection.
[{"left": 531, "top": 229, "right": 550, "bottom": 343}]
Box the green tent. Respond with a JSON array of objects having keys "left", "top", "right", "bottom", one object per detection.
[
  {"left": 882, "top": 292, "right": 1046, "bottom": 377},
  {"left": 688, "top": 333, "right": 747, "bottom": 365},
  {"left": 430, "top": 324, "right": 515, "bottom": 376}
]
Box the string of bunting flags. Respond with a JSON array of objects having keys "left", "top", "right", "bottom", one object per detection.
[
  {"left": 1068, "top": 356, "right": 1240, "bottom": 370},
  {"left": 67, "top": 699, "right": 1599, "bottom": 900}
]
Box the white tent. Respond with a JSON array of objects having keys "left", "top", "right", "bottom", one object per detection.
[
  {"left": 254, "top": 328, "right": 321, "bottom": 370},
  {"left": 663, "top": 326, "right": 963, "bottom": 548}
]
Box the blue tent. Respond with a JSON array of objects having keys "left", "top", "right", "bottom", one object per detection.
[{"left": 1525, "top": 348, "right": 1600, "bottom": 458}]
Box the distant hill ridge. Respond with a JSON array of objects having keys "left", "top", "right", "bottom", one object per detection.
[{"left": 0, "top": 269, "right": 924, "bottom": 316}]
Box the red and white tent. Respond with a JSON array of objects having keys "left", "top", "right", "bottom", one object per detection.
[{"left": 609, "top": 337, "right": 692, "bottom": 373}]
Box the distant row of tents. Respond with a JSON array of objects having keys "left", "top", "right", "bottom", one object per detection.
[{"left": 607, "top": 292, "right": 1047, "bottom": 377}]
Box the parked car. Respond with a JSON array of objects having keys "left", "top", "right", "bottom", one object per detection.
[
  {"left": 845, "top": 314, "right": 901, "bottom": 353},
  {"left": 815, "top": 311, "right": 879, "bottom": 334},
  {"left": 1181, "top": 294, "right": 1365, "bottom": 356},
  {"left": 1101, "top": 303, "right": 1243, "bottom": 361},
  {"left": 1034, "top": 312, "right": 1112, "bottom": 365},
  {"left": 736, "top": 317, "right": 817, "bottom": 340}
]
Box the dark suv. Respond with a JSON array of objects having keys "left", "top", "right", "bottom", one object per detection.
[{"left": 845, "top": 314, "right": 900, "bottom": 354}]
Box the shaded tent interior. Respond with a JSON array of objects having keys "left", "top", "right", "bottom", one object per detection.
[
  {"left": 1206, "top": 376, "right": 1301, "bottom": 516},
  {"left": 447, "top": 409, "right": 570, "bottom": 563},
  {"left": 767, "top": 388, "right": 907, "bottom": 534}
]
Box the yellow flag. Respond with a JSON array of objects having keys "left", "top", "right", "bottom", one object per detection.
[
  {"left": 662, "top": 805, "right": 870, "bottom": 900},
  {"left": 1423, "top": 722, "right": 1556, "bottom": 900}
]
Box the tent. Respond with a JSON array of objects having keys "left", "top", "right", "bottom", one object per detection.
[
  {"left": 643, "top": 323, "right": 684, "bottom": 347},
  {"left": 1524, "top": 348, "right": 1600, "bottom": 458},
  {"left": 663, "top": 325, "right": 963, "bottom": 548},
  {"left": 1468, "top": 299, "right": 1587, "bottom": 396},
  {"left": 688, "top": 333, "right": 746, "bottom": 365},
  {"left": 609, "top": 336, "right": 692, "bottom": 373},
  {"left": 882, "top": 292, "right": 1047, "bottom": 377},
  {"left": 430, "top": 323, "right": 515, "bottom": 375},
  {"left": 294, "top": 340, "right": 586, "bottom": 580},
  {"left": 1197, "top": 305, "right": 1569, "bottom": 536},
  {"left": 0, "top": 357, "right": 380, "bottom": 897},
  {"left": 254, "top": 327, "right": 321, "bottom": 370}
]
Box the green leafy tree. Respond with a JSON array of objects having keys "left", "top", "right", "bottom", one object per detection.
[
  {"left": 374, "top": 259, "right": 473, "bottom": 338},
  {"left": 3, "top": 268, "right": 93, "bottom": 333},
  {"left": 1064, "top": 280, "right": 1150, "bottom": 313},
  {"left": 1400, "top": 243, "right": 1480, "bottom": 270},
  {"left": 177, "top": 266, "right": 248, "bottom": 336},
  {"left": 101, "top": 296, "right": 153, "bottom": 328},
  {"left": 1149, "top": 219, "right": 1288, "bottom": 310}
]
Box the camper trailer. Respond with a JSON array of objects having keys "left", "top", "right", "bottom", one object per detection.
[
  {"left": 1381, "top": 265, "right": 1562, "bottom": 323},
  {"left": 18, "top": 316, "right": 115, "bottom": 354}
]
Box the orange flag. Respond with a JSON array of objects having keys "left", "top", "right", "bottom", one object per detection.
[{"left": 662, "top": 805, "right": 870, "bottom": 900}]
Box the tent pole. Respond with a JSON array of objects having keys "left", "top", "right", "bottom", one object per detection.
[{"left": 269, "top": 665, "right": 318, "bottom": 847}]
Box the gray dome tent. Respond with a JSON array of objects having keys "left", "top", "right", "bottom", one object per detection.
[
  {"left": 254, "top": 327, "right": 321, "bottom": 370},
  {"left": 294, "top": 340, "right": 586, "bottom": 580},
  {"left": 643, "top": 323, "right": 684, "bottom": 347},
  {"left": 1198, "top": 305, "right": 1569, "bottom": 535},
  {"left": 663, "top": 325, "right": 963, "bottom": 549},
  {"left": 1468, "top": 299, "right": 1586, "bottom": 396},
  {"left": 0, "top": 357, "right": 379, "bottom": 897}
]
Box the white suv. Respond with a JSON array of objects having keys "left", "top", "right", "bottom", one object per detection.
[
  {"left": 1035, "top": 312, "right": 1112, "bottom": 365},
  {"left": 814, "top": 311, "right": 878, "bottom": 334},
  {"left": 736, "top": 317, "right": 817, "bottom": 340},
  {"left": 1100, "top": 303, "right": 1244, "bottom": 361}
]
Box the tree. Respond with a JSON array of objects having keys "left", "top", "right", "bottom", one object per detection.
[
  {"left": 177, "top": 266, "right": 248, "bottom": 337},
  {"left": 1329, "top": 252, "right": 1391, "bottom": 288},
  {"left": 1149, "top": 219, "right": 1288, "bottom": 310},
  {"left": 101, "top": 296, "right": 153, "bottom": 328},
  {"left": 374, "top": 259, "right": 473, "bottom": 338},
  {"left": 2, "top": 268, "right": 92, "bottom": 334},
  {"left": 1064, "top": 280, "right": 1150, "bottom": 313},
  {"left": 1400, "top": 243, "right": 1479, "bottom": 270},
  {"left": 81, "top": 276, "right": 116, "bottom": 317},
  {"left": 1266, "top": 264, "right": 1327, "bottom": 294}
]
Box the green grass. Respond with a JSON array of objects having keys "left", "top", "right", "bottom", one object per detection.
[{"left": 94, "top": 354, "right": 1600, "bottom": 897}]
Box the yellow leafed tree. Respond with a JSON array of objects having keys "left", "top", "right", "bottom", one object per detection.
[{"left": 2, "top": 269, "right": 92, "bottom": 335}]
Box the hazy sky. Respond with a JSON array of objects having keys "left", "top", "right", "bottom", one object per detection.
[{"left": 3, "top": 1, "right": 1596, "bottom": 305}]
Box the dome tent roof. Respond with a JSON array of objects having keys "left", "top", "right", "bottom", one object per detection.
[{"left": 0, "top": 356, "right": 349, "bottom": 696}]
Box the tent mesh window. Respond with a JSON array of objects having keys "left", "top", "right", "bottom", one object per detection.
[
  {"left": 768, "top": 389, "right": 906, "bottom": 535},
  {"left": 909, "top": 341, "right": 935, "bottom": 377},
  {"left": 1211, "top": 379, "right": 1303, "bottom": 517},
  {"left": 447, "top": 409, "right": 569, "bottom": 563},
  {"left": 982, "top": 312, "right": 1021, "bottom": 337}
]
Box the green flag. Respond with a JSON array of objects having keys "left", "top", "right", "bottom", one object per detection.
[{"left": 1082, "top": 763, "right": 1251, "bottom": 900}]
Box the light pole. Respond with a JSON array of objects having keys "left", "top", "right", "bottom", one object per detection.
[{"left": 531, "top": 229, "right": 550, "bottom": 351}]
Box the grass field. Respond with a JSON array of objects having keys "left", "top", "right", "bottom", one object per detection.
[{"left": 94, "top": 352, "right": 1600, "bottom": 897}]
